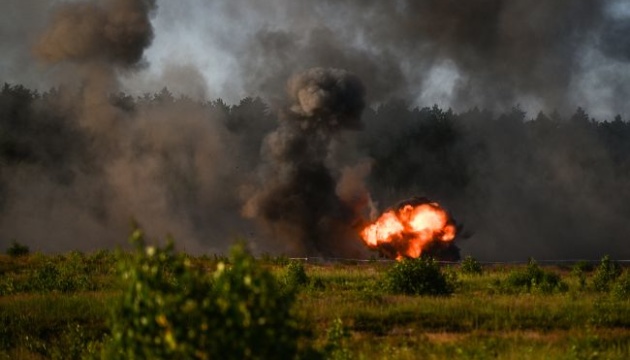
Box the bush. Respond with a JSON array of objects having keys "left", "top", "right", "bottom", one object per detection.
[
  {"left": 384, "top": 257, "right": 454, "bottom": 296},
  {"left": 612, "top": 270, "right": 630, "bottom": 299},
  {"left": 105, "top": 230, "right": 302, "bottom": 359},
  {"left": 0, "top": 252, "right": 97, "bottom": 295},
  {"left": 6, "top": 240, "right": 29, "bottom": 257},
  {"left": 592, "top": 255, "right": 621, "bottom": 292},
  {"left": 285, "top": 260, "right": 309, "bottom": 288},
  {"left": 460, "top": 256, "right": 483, "bottom": 275},
  {"left": 323, "top": 318, "right": 351, "bottom": 360},
  {"left": 571, "top": 261, "right": 592, "bottom": 290},
  {"left": 9, "top": 254, "right": 92, "bottom": 294},
  {"left": 501, "top": 259, "right": 567, "bottom": 294}
]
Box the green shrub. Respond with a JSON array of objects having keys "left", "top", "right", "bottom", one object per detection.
[
  {"left": 592, "top": 255, "right": 621, "bottom": 292},
  {"left": 571, "top": 261, "right": 592, "bottom": 290},
  {"left": 384, "top": 257, "right": 454, "bottom": 296},
  {"left": 6, "top": 240, "right": 29, "bottom": 257},
  {"left": 0, "top": 252, "right": 96, "bottom": 294},
  {"left": 285, "top": 260, "right": 309, "bottom": 288},
  {"left": 105, "top": 230, "right": 301, "bottom": 359},
  {"left": 460, "top": 256, "right": 483, "bottom": 275},
  {"left": 501, "top": 259, "right": 567, "bottom": 294},
  {"left": 22, "top": 259, "right": 90, "bottom": 293},
  {"left": 612, "top": 270, "right": 630, "bottom": 299},
  {"left": 323, "top": 318, "right": 351, "bottom": 360}
]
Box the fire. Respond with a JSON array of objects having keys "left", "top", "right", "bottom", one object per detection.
[{"left": 360, "top": 198, "right": 456, "bottom": 259}]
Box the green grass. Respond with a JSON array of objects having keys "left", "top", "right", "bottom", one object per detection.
[{"left": 1, "top": 254, "right": 629, "bottom": 359}]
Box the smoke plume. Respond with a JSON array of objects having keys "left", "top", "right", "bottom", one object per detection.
[
  {"left": 35, "top": 0, "right": 157, "bottom": 66},
  {"left": 214, "top": 0, "right": 624, "bottom": 116},
  {"left": 243, "top": 68, "right": 371, "bottom": 256},
  {"left": 1, "top": 1, "right": 630, "bottom": 261}
]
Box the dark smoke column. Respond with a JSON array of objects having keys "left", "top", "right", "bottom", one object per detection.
[
  {"left": 243, "top": 67, "right": 369, "bottom": 256},
  {"left": 34, "top": 0, "right": 157, "bottom": 135}
]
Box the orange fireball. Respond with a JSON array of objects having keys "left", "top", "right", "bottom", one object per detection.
[{"left": 360, "top": 198, "right": 456, "bottom": 259}]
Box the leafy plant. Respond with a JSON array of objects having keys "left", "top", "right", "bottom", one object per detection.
[
  {"left": 323, "top": 318, "right": 351, "bottom": 360},
  {"left": 285, "top": 260, "right": 309, "bottom": 288},
  {"left": 571, "top": 261, "right": 592, "bottom": 290},
  {"left": 612, "top": 270, "right": 630, "bottom": 299},
  {"left": 105, "top": 230, "right": 302, "bottom": 359},
  {"left": 592, "top": 255, "right": 621, "bottom": 292},
  {"left": 500, "top": 258, "right": 567, "bottom": 294},
  {"left": 384, "top": 257, "right": 454, "bottom": 296},
  {"left": 460, "top": 256, "right": 483, "bottom": 275}
]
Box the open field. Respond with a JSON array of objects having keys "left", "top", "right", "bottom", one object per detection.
[{"left": 1, "top": 250, "right": 630, "bottom": 359}]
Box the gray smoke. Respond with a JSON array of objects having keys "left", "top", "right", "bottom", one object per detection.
[
  {"left": 1, "top": 0, "right": 630, "bottom": 261},
  {"left": 35, "top": 0, "right": 157, "bottom": 66},
  {"left": 243, "top": 68, "right": 372, "bottom": 256},
  {"left": 0, "top": 0, "right": 249, "bottom": 253},
  {"left": 210, "top": 0, "right": 627, "bottom": 116}
]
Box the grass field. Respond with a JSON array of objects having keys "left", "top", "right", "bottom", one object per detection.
[{"left": 1, "top": 249, "right": 629, "bottom": 359}]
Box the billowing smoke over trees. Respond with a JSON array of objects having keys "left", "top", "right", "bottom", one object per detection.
[
  {"left": 1, "top": 1, "right": 630, "bottom": 260},
  {"left": 242, "top": 68, "right": 371, "bottom": 256}
]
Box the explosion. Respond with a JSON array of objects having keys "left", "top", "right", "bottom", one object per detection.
[{"left": 360, "top": 197, "right": 458, "bottom": 260}]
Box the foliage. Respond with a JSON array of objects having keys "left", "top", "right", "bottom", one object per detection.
[
  {"left": 0, "top": 250, "right": 116, "bottom": 295},
  {"left": 592, "top": 255, "right": 622, "bottom": 292},
  {"left": 105, "top": 230, "right": 301, "bottom": 359},
  {"left": 3, "top": 254, "right": 630, "bottom": 359},
  {"left": 612, "top": 270, "right": 630, "bottom": 299},
  {"left": 30, "top": 260, "right": 91, "bottom": 293},
  {"left": 5, "top": 240, "right": 29, "bottom": 257},
  {"left": 572, "top": 261, "right": 593, "bottom": 290},
  {"left": 460, "top": 256, "right": 483, "bottom": 275},
  {"left": 384, "top": 257, "right": 454, "bottom": 296},
  {"left": 500, "top": 258, "right": 567, "bottom": 294},
  {"left": 324, "top": 318, "right": 352, "bottom": 360},
  {"left": 285, "top": 260, "right": 309, "bottom": 288}
]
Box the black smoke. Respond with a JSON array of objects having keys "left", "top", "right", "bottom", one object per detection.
[
  {"left": 1, "top": 1, "right": 630, "bottom": 261},
  {"left": 243, "top": 68, "right": 371, "bottom": 256}
]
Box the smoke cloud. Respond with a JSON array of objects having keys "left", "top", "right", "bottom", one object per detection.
[
  {"left": 243, "top": 68, "right": 371, "bottom": 256},
  {"left": 1, "top": 0, "right": 630, "bottom": 261},
  {"left": 230, "top": 0, "right": 616, "bottom": 114},
  {"left": 35, "top": 0, "right": 157, "bottom": 66}
]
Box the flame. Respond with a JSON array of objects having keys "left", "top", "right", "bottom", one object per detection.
[{"left": 360, "top": 201, "right": 456, "bottom": 259}]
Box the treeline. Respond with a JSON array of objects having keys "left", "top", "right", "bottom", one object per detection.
[{"left": 2, "top": 82, "right": 630, "bottom": 259}]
